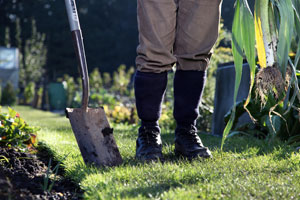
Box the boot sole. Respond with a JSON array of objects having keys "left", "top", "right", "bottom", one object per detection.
[{"left": 174, "top": 148, "right": 212, "bottom": 159}]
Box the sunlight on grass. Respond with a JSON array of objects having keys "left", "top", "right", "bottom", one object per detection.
[{"left": 5, "top": 106, "right": 300, "bottom": 199}]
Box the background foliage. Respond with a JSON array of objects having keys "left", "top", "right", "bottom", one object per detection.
[{"left": 0, "top": 0, "right": 249, "bottom": 81}]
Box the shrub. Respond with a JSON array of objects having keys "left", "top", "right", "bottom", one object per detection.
[
  {"left": 104, "top": 104, "right": 138, "bottom": 125},
  {"left": 19, "top": 19, "right": 47, "bottom": 89},
  {"left": 89, "top": 89, "right": 117, "bottom": 108},
  {"left": 0, "top": 107, "right": 39, "bottom": 151},
  {"left": 103, "top": 72, "right": 112, "bottom": 89},
  {"left": 89, "top": 68, "right": 103, "bottom": 93},
  {"left": 1, "top": 82, "right": 17, "bottom": 106},
  {"left": 111, "top": 65, "right": 135, "bottom": 96},
  {"left": 63, "top": 75, "right": 76, "bottom": 107},
  {"left": 159, "top": 101, "right": 176, "bottom": 130},
  {"left": 24, "top": 81, "right": 35, "bottom": 104}
]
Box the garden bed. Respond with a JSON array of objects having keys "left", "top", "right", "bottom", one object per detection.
[{"left": 0, "top": 146, "right": 82, "bottom": 200}]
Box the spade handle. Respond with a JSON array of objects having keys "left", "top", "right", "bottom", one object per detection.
[{"left": 65, "top": 0, "right": 89, "bottom": 109}]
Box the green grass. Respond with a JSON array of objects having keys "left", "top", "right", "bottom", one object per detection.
[{"left": 3, "top": 106, "right": 300, "bottom": 199}]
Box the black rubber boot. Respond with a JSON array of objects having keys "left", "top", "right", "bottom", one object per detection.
[
  {"left": 134, "top": 71, "right": 168, "bottom": 161},
  {"left": 173, "top": 70, "right": 212, "bottom": 159}
]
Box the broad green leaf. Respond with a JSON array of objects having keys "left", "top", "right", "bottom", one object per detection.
[
  {"left": 293, "top": 0, "right": 300, "bottom": 67},
  {"left": 221, "top": 0, "right": 243, "bottom": 151},
  {"left": 288, "top": 134, "right": 300, "bottom": 144},
  {"left": 240, "top": 1, "right": 256, "bottom": 69},
  {"left": 266, "top": 115, "right": 281, "bottom": 136},
  {"left": 285, "top": 58, "right": 300, "bottom": 116},
  {"left": 240, "top": 0, "right": 256, "bottom": 111},
  {"left": 295, "top": 42, "right": 300, "bottom": 68},
  {"left": 293, "top": 0, "right": 300, "bottom": 17},
  {"left": 276, "top": 0, "right": 294, "bottom": 76},
  {"left": 255, "top": 0, "right": 267, "bottom": 68},
  {"left": 227, "top": 131, "right": 251, "bottom": 138}
]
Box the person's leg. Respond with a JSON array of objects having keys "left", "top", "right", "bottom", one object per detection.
[
  {"left": 136, "top": 0, "right": 178, "bottom": 73},
  {"left": 135, "top": 0, "right": 177, "bottom": 161},
  {"left": 173, "top": 0, "right": 223, "bottom": 159},
  {"left": 174, "top": 0, "right": 222, "bottom": 71},
  {"left": 173, "top": 70, "right": 211, "bottom": 158}
]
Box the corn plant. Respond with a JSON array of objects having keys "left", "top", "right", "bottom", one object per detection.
[{"left": 221, "top": 0, "right": 300, "bottom": 150}]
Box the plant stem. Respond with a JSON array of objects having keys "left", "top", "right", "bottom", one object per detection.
[
  {"left": 268, "top": 3, "right": 278, "bottom": 62},
  {"left": 260, "top": 0, "right": 275, "bottom": 67}
]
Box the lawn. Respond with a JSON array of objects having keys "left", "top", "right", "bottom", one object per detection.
[{"left": 5, "top": 106, "right": 300, "bottom": 199}]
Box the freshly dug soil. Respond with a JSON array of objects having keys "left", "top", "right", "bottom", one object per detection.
[{"left": 0, "top": 147, "right": 83, "bottom": 200}]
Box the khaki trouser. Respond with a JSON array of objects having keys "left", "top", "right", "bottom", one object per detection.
[{"left": 136, "top": 0, "right": 222, "bottom": 73}]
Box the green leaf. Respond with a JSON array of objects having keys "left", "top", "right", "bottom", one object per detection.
[
  {"left": 276, "top": 0, "right": 294, "bottom": 76},
  {"left": 266, "top": 115, "right": 281, "bottom": 136},
  {"left": 227, "top": 131, "right": 251, "bottom": 138},
  {"left": 293, "top": 0, "right": 300, "bottom": 17},
  {"left": 221, "top": 0, "right": 244, "bottom": 151},
  {"left": 293, "top": 0, "right": 300, "bottom": 67},
  {"left": 240, "top": 0, "right": 256, "bottom": 112},
  {"left": 288, "top": 134, "right": 300, "bottom": 144},
  {"left": 8, "top": 107, "right": 17, "bottom": 118},
  {"left": 240, "top": 1, "right": 256, "bottom": 69}
]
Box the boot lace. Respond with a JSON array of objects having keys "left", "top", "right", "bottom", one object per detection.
[
  {"left": 139, "top": 128, "right": 160, "bottom": 147},
  {"left": 177, "top": 127, "right": 202, "bottom": 146}
]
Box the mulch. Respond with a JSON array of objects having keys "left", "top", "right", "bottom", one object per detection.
[{"left": 0, "top": 147, "right": 83, "bottom": 200}]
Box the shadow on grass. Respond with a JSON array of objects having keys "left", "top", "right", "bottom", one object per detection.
[
  {"left": 114, "top": 129, "right": 295, "bottom": 167},
  {"left": 161, "top": 131, "right": 294, "bottom": 160},
  {"left": 216, "top": 134, "right": 295, "bottom": 160},
  {"left": 36, "top": 142, "right": 84, "bottom": 198},
  {"left": 62, "top": 127, "right": 295, "bottom": 182},
  {"left": 119, "top": 183, "right": 181, "bottom": 199},
  {"left": 37, "top": 142, "right": 65, "bottom": 175}
]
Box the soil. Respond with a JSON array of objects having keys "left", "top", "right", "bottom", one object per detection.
[{"left": 0, "top": 146, "right": 83, "bottom": 200}]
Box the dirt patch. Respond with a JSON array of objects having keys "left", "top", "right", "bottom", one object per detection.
[{"left": 0, "top": 147, "right": 83, "bottom": 200}]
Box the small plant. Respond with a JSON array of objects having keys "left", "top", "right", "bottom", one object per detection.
[
  {"left": 0, "top": 107, "right": 39, "bottom": 151},
  {"left": 42, "top": 158, "right": 61, "bottom": 192},
  {"left": 42, "top": 153, "right": 69, "bottom": 193}
]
